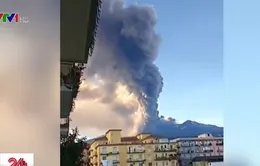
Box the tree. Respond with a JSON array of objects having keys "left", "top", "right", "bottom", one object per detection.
[{"left": 60, "top": 127, "right": 89, "bottom": 166}]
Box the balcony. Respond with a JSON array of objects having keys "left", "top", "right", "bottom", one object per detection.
[
  {"left": 155, "top": 155, "right": 177, "bottom": 161},
  {"left": 216, "top": 142, "right": 223, "bottom": 146},
  {"left": 217, "top": 149, "right": 223, "bottom": 153},
  {"left": 127, "top": 150, "right": 145, "bottom": 154},
  {"left": 60, "top": 120, "right": 69, "bottom": 137},
  {"left": 100, "top": 151, "right": 119, "bottom": 155},
  {"left": 60, "top": 64, "right": 83, "bottom": 90},
  {"left": 127, "top": 159, "right": 146, "bottom": 163},
  {"left": 112, "top": 160, "right": 120, "bottom": 164},
  {"left": 203, "top": 150, "right": 214, "bottom": 153},
  {"left": 60, "top": 87, "right": 73, "bottom": 118},
  {"left": 180, "top": 144, "right": 192, "bottom": 147},
  {"left": 154, "top": 148, "right": 177, "bottom": 152},
  {"left": 155, "top": 156, "right": 170, "bottom": 161},
  {"left": 60, "top": 63, "right": 84, "bottom": 118},
  {"left": 61, "top": 0, "right": 101, "bottom": 63}
]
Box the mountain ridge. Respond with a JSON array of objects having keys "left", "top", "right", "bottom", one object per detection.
[{"left": 153, "top": 120, "right": 223, "bottom": 139}]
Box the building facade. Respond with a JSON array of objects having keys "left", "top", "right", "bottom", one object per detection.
[
  {"left": 88, "top": 130, "right": 223, "bottom": 166},
  {"left": 60, "top": 0, "right": 101, "bottom": 137},
  {"left": 88, "top": 129, "right": 178, "bottom": 166},
  {"left": 171, "top": 134, "right": 223, "bottom": 166},
  {"left": 188, "top": 156, "right": 224, "bottom": 166}
]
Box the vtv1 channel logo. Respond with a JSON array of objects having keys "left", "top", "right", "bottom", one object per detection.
[
  {"left": 0, "top": 13, "right": 29, "bottom": 23},
  {"left": 0, "top": 153, "right": 34, "bottom": 166}
]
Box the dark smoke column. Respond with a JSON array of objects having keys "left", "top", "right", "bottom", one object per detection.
[{"left": 89, "top": 0, "right": 163, "bottom": 133}]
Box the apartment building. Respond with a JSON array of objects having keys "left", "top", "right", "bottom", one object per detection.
[
  {"left": 88, "top": 129, "right": 178, "bottom": 166},
  {"left": 60, "top": 0, "right": 101, "bottom": 137},
  {"left": 171, "top": 134, "right": 223, "bottom": 166},
  {"left": 188, "top": 156, "right": 223, "bottom": 166}
]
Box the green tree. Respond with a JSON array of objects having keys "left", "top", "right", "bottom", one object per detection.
[{"left": 60, "top": 128, "right": 89, "bottom": 166}]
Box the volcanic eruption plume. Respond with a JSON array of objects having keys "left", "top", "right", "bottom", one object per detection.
[{"left": 71, "top": 0, "right": 223, "bottom": 137}]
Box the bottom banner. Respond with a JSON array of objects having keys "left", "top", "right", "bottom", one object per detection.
[{"left": 0, "top": 153, "right": 33, "bottom": 166}]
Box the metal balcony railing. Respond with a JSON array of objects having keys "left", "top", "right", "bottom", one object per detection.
[
  {"left": 112, "top": 160, "right": 120, "bottom": 164},
  {"left": 154, "top": 148, "right": 177, "bottom": 152},
  {"left": 100, "top": 151, "right": 119, "bottom": 155},
  {"left": 127, "top": 158, "right": 146, "bottom": 163},
  {"left": 127, "top": 150, "right": 145, "bottom": 154},
  {"left": 155, "top": 155, "right": 177, "bottom": 161}
]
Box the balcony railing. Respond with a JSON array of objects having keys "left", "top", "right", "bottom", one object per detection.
[
  {"left": 60, "top": 64, "right": 84, "bottom": 91},
  {"left": 216, "top": 142, "right": 223, "bottom": 146},
  {"left": 155, "top": 155, "right": 177, "bottom": 161},
  {"left": 97, "top": 141, "right": 154, "bottom": 146},
  {"left": 60, "top": 122, "right": 69, "bottom": 128},
  {"left": 127, "top": 150, "right": 145, "bottom": 154},
  {"left": 112, "top": 160, "right": 120, "bottom": 164},
  {"left": 127, "top": 159, "right": 146, "bottom": 163},
  {"left": 154, "top": 148, "right": 177, "bottom": 152},
  {"left": 100, "top": 151, "right": 119, "bottom": 155},
  {"left": 217, "top": 149, "right": 223, "bottom": 153},
  {"left": 60, "top": 117, "right": 70, "bottom": 124}
]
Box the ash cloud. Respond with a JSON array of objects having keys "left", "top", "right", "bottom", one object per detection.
[
  {"left": 71, "top": 0, "right": 223, "bottom": 137},
  {"left": 87, "top": 0, "right": 162, "bottom": 132}
]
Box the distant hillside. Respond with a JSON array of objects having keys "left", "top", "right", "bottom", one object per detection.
[{"left": 152, "top": 120, "right": 223, "bottom": 139}]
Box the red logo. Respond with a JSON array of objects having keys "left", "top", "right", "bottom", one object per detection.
[{"left": 8, "top": 157, "right": 27, "bottom": 166}]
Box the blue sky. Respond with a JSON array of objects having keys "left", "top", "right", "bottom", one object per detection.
[{"left": 126, "top": 0, "right": 223, "bottom": 126}]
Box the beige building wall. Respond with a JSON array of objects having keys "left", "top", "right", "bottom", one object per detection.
[
  {"left": 88, "top": 129, "right": 179, "bottom": 166},
  {"left": 191, "top": 161, "right": 209, "bottom": 166}
]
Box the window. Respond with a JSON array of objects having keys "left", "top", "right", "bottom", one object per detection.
[
  {"left": 112, "top": 155, "right": 118, "bottom": 160},
  {"left": 129, "top": 154, "right": 133, "bottom": 159},
  {"left": 166, "top": 162, "right": 168, "bottom": 165},
  {"left": 113, "top": 147, "right": 118, "bottom": 153},
  {"left": 138, "top": 154, "right": 142, "bottom": 159},
  {"left": 101, "top": 147, "right": 107, "bottom": 153},
  {"left": 139, "top": 163, "right": 143, "bottom": 166},
  {"left": 102, "top": 156, "right": 107, "bottom": 160}
]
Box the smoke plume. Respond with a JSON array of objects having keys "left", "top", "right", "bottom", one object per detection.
[{"left": 71, "top": 0, "right": 222, "bottom": 137}]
